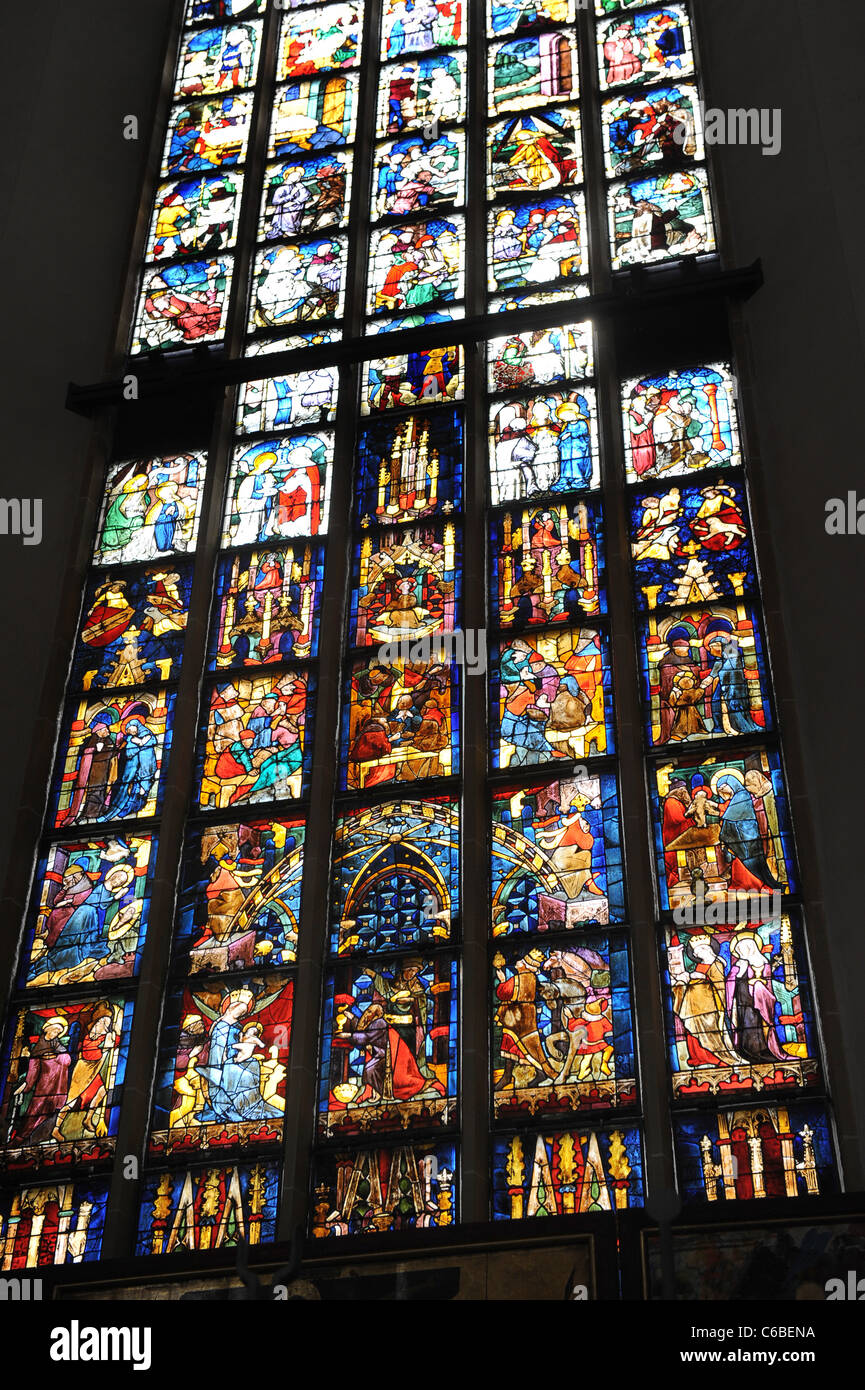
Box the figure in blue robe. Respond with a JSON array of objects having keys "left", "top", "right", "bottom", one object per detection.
[
  {"left": 704, "top": 630, "right": 761, "bottom": 734},
  {"left": 718, "top": 780, "right": 781, "bottom": 888},
  {"left": 110, "top": 720, "right": 158, "bottom": 819}
]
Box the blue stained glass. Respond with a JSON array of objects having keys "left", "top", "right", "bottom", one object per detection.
[
  {"left": 373, "top": 130, "right": 465, "bottom": 218},
  {"left": 489, "top": 193, "right": 588, "bottom": 291},
  {"left": 630, "top": 479, "right": 757, "bottom": 611},
  {"left": 341, "top": 654, "right": 460, "bottom": 791},
  {"left": 49, "top": 692, "right": 175, "bottom": 830},
  {"left": 639, "top": 602, "right": 773, "bottom": 748},
  {"left": 330, "top": 798, "right": 460, "bottom": 956},
  {"left": 94, "top": 454, "right": 207, "bottom": 566},
  {"left": 381, "top": 0, "right": 464, "bottom": 60},
  {"left": 210, "top": 542, "right": 327, "bottom": 667},
  {"left": 355, "top": 410, "right": 463, "bottom": 524},
  {"left": 623, "top": 363, "right": 741, "bottom": 484},
  {"left": 493, "top": 1126, "right": 645, "bottom": 1217},
  {"left": 162, "top": 93, "right": 254, "bottom": 176},
  {"left": 376, "top": 52, "right": 467, "bottom": 138},
  {"left": 350, "top": 522, "right": 461, "bottom": 648},
  {"left": 19, "top": 834, "right": 158, "bottom": 990},
  {"left": 0, "top": 995, "right": 135, "bottom": 1174},
  {"left": 147, "top": 172, "right": 244, "bottom": 261},
  {"left": 185, "top": 0, "right": 266, "bottom": 23},
  {"left": 0, "top": 1181, "right": 109, "bottom": 1267},
  {"left": 602, "top": 83, "right": 703, "bottom": 178},
  {"left": 175, "top": 815, "right": 306, "bottom": 972},
  {"left": 367, "top": 216, "right": 465, "bottom": 317},
  {"left": 250, "top": 238, "right": 347, "bottom": 329},
  {"left": 223, "top": 433, "right": 332, "bottom": 546},
  {"left": 651, "top": 747, "right": 798, "bottom": 913},
  {"left": 174, "top": 21, "right": 263, "bottom": 100},
  {"left": 312, "top": 1141, "right": 458, "bottom": 1235},
  {"left": 491, "top": 771, "right": 625, "bottom": 931},
  {"left": 492, "top": 933, "right": 634, "bottom": 1118},
  {"left": 268, "top": 75, "right": 359, "bottom": 159},
  {"left": 237, "top": 367, "right": 339, "bottom": 434},
  {"left": 488, "top": 0, "right": 576, "bottom": 38},
  {"left": 673, "top": 1103, "right": 837, "bottom": 1205},
  {"left": 197, "top": 672, "right": 316, "bottom": 810},
  {"left": 490, "top": 497, "right": 606, "bottom": 628},
  {"left": 597, "top": 6, "right": 694, "bottom": 91},
  {"left": 278, "top": 4, "right": 362, "bottom": 79},
  {"left": 492, "top": 627, "right": 614, "bottom": 768},
  {"left": 136, "top": 1163, "right": 280, "bottom": 1254},
  {"left": 661, "top": 911, "right": 821, "bottom": 1101},
  {"left": 132, "top": 256, "right": 232, "bottom": 353},
  {"left": 71, "top": 562, "right": 193, "bottom": 689},
  {"left": 610, "top": 169, "right": 715, "bottom": 268},
  {"left": 149, "top": 972, "right": 293, "bottom": 1157},
  {"left": 361, "top": 339, "right": 464, "bottom": 413},
  {"left": 318, "top": 954, "right": 458, "bottom": 1138},
  {"left": 260, "top": 154, "right": 351, "bottom": 240},
  {"left": 488, "top": 106, "right": 583, "bottom": 198},
  {"left": 489, "top": 390, "right": 600, "bottom": 506}
]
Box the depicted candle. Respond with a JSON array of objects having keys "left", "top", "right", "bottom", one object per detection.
[{"left": 444, "top": 522, "right": 455, "bottom": 573}]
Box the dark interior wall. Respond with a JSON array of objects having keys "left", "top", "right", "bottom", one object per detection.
[{"left": 0, "top": 0, "right": 863, "bottom": 1182}]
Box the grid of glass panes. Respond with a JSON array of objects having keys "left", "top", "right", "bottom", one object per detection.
[
  {"left": 0, "top": 445, "right": 209, "bottom": 1266},
  {"left": 246, "top": 1, "right": 366, "bottom": 346},
  {"left": 307, "top": 0, "right": 468, "bottom": 1238},
  {"left": 594, "top": 0, "right": 715, "bottom": 270},
  {"left": 131, "top": 0, "right": 268, "bottom": 355},
  {"left": 621, "top": 355, "right": 835, "bottom": 1203}
]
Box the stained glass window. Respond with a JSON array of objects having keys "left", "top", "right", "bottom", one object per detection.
[{"left": 3, "top": 0, "right": 841, "bottom": 1280}]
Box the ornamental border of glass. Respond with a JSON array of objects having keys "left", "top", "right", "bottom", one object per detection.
[{"left": 0, "top": 0, "right": 843, "bottom": 1271}]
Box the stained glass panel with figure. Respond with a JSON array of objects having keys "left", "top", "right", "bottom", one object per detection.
[
  {"left": 223, "top": 434, "right": 332, "bottom": 546},
  {"left": 318, "top": 953, "right": 457, "bottom": 1137},
  {"left": 197, "top": 673, "right": 315, "bottom": 810},
  {"left": 492, "top": 934, "right": 634, "bottom": 1117},
  {"left": 19, "top": 835, "right": 157, "bottom": 990},
  {"left": 163, "top": 93, "right": 255, "bottom": 176},
  {"left": 149, "top": 973, "right": 293, "bottom": 1156},
  {"left": 250, "top": 238, "right": 347, "bottom": 329},
  {"left": 0, "top": 1181, "right": 109, "bottom": 1268},
  {"left": 610, "top": 169, "right": 714, "bottom": 268},
  {"left": 174, "top": 22, "right": 263, "bottom": 98},
  {"left": 376, "top": 52, "right": 467, "bottom": 137},
  {"left": 488, "top": 108, "right": 583, "bottom": 198},
  {"left": 492, "top": 628, "right": 613, "bottom": 768},
  {"left": 651, "top": 748, "right": 797, "bottom": 913},
  {"left": 367, "top": 216, "right": 465, "bottom": 316},
  {"left": 72, "top": 563, "right": 193, "bottom": 689},
  {"left": 489, "top": 194, "right": 587, "bottom": 291},
  {"left": 488, "top": 323, "right": 593, "bottom": 393},
  {"left": 330, "top": 798, "right": 459, "bottom": 956},
  {"left": 350, "top": 523, "right": 461, "bottom": 647},
  {"left": 259, "top": 155, "right": 352, "bottom": 240},
  {"left": 210, "top": 542, "right": 326, "bottom": 667},
  {"left": 361, "top": 339, "right": 465, "bottom": 412},
  {"left": 639, "top": 603, "right": 772, "bottom": 748},
  {"left": 50, "top": 693, "right": 174, "bottom": 830},
  {"left": 488, "top": 0, "right": 576, "bottom": 38},
  {"left": 93, "top": 455, "right": 206, "bottom": 565},
  {"left": 342, "top": 655, "right": 459, "bottom": 790},
  {"left": 381, "top": 0, "right": 465, "bottom": 60},
  {"left": 661, "top": 913, "right": 820, "bottom": 1100},
  {"left": 278, "top": 5, "right": 362, "bottom": 79},
  {"left": 491, "top": 772, "right": 625, "bottom": 931},
  {"left": 146, "top": 173, "right": 244, "bottom": 261},
  {"left": 601, "top": 83, "right": 703, "bottom": 177},
  {"left": 490, "top": 497, "right": 605, "bottom": 628},
  {"left": 133, "top": 256, "right": 232, "bottom": 352},
  {"left": 630, "top": 479, "right": 757, "bottom": 611},
  {"left": 176, "top": 816, "right": 305, "bottom": 973},
  {"left": 493, "top": 1126, "right": 644, "bottom": 1217},
  {"left": 0, "top": 996, "right": 134, "bottom": 1173},
  {"left": 490, "top": 390, "right": 600, "bottom": 504},
  {"left": 372, "top": 130, "right": 466, "bottom": 218},
  {"left": 597, "top": 6, "right": 694, "bottom": 91},
  {"left": 237, "top": 367, "right": 339, "bottom": 434},
  {"left": 623, "top": 364, "right": 741, "bottom": 484}
]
